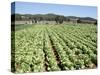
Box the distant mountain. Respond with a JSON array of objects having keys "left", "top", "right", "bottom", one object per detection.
[
  {"left": 66, "top": 16, "right": 79, "bottom": 19},
  {"left": 12, "top": 13, "right": 97, "bottom": 24},
  {"left": 79, "top": 17, "right": 97, "bottom": 21}
]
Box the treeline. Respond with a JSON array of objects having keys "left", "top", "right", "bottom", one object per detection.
[{"left": 11, "top": 13, "right": 97, "bottom": 24}]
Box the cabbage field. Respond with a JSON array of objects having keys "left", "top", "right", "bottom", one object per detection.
[{"left": 11, "top": 24, "right": 97, "bottom": 73}]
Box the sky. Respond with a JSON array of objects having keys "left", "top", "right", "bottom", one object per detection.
[{"left": 11, "top": 2, "right": 97, "bottom": 19}]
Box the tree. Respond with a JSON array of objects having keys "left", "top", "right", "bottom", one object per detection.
[
  {"left": 77, "top": 19, "right": 81, "bottom": 23},
  {"left": 34, "top": 18, "right": 37, "bottom": 23},
  {"left": 55, "top": 16, "right": 65, "bottom": 24},
  {"left": 94, "top": 20, "right": 97, "bottom": 25},
  {"left": 55, "top": 16, "right": 59, "bottom": 24},
  {"left": 15, "top": 14, "right": 22, "bottom": 21}
]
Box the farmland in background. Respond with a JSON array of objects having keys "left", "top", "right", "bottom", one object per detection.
[{"left": 11, "top": 24, "right": 97, "bottom": 73}]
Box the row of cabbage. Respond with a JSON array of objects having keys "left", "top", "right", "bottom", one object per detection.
[
  {"left": 48, "top": 25, "right": 97, "bottom": 69},
  {"left": 14, "top": 26, "right": 45, "bottom": 73},
  {"left": 12, "top": 24, "right": 97, "bottom": 73}
]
